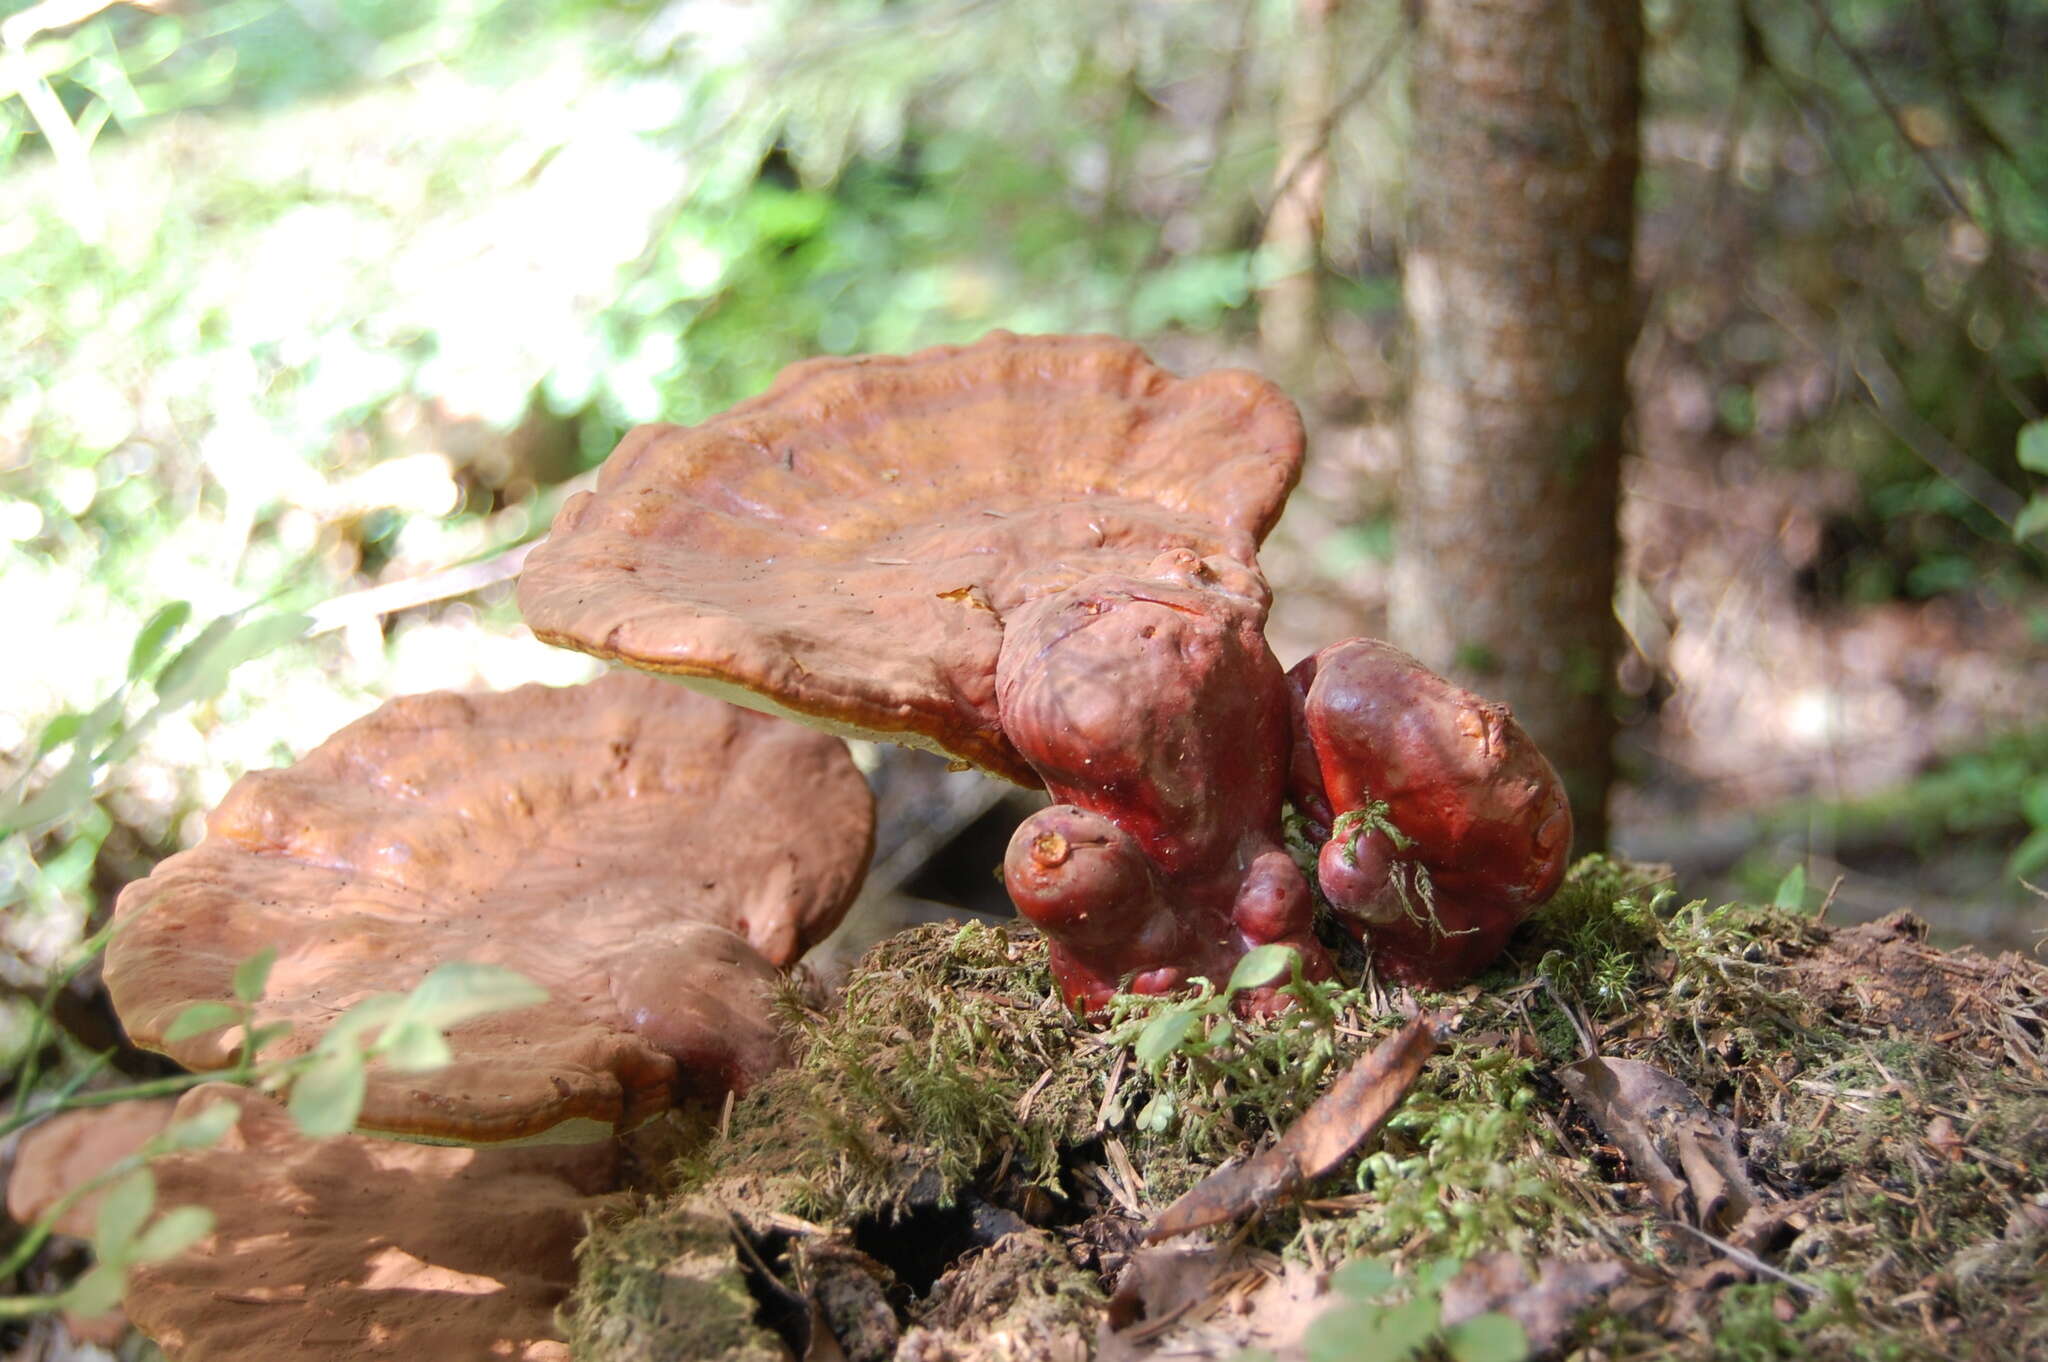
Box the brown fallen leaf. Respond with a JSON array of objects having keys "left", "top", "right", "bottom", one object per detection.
[
  {"left": 1098, "top": 1246, "right": 1322, "bottom": 1361},
  {"left": 1557, "top": 1057, "right": 1778, "bottom": 1251},
  {"left": 1144, "top": 1012, "right": 1448, "bottom": 1242},
  {"left": 1924, "top": 1114, "right": 1965, "bottom": 1162},
  {"left": 1438, "top": 1253, "right": 1628, "bottom": 1356}
]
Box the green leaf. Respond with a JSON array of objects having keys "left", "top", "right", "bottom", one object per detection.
[
  {"left": 126, "top": 601, "right": 192, "bottom": 680},
  {"left": 289, "top": 1049, "right": 367, "bottom": 1137},
  {"left": 376, "top": 1020, "right": 454, "bottom": 1072},
  {"left": 95, "top": 1169, "right": 155, "bottom": 1255},
  {"left": 59, "top": 1261, "right": 128, "bottom": 1317},
  {"left": 2008, "top": 826, "right": 2048, "bottom": 883},
  {"left": 2018, "top": 419, "right": 2048, "bottom": 474},
  {"left": 158, "top": 1100, "right": 238, "bottom": 1152},
  {"left": 1772, "top": 863, "right": 1807, "bottom": 910},
  {"left": 2016, "top": 495, "right": 2048, "bottom": 545},
  {"left": 129, "top": 1205, "right": 215, "bottom": 1263},
  {"left": 1225, "top": 944, "right": 1296, "bottom": 995},
  {"left": 1305, "top": 1302, "right": 1385, "bottom": 1362},
  {"left": 0, "top": 755, "right": 96, "bottom": 836},
  {"left": 384, "top": 961, "right": 546, "bottom": 1034},
  {"left": 149, "top": 615, "right": 237, "bottom": 701},
  {"left": 318, "top": 992, "right": 404, "bottom": 1054},
  {"left": 3, "top": 692, "right": 129, "bottom": 833},
  {"left": 33, "top": 711, "right": 84, "bottom": 759},
  {"left": 1444, "top": 1312, "right": 1530, "bottom": 1362},
  {"left": 2022, "top": 777, "right": 2048, "bottom": 830},
  {"left": 1331, "top": 1257, "right": 1399, "bottom": 1301},
  {"left": 232, "top": 945, "right": 278, "bottom": 1003},
  {"left": 153, "top": 612, "right": 310, "bottom": 711},
  {"left": 1374, "top": 1295, "right": 1443, "bottom": 1358},
  {"left": 1134, "top": 1009, "right": 1196, "bottom": 1068},
  {"left": 244, "top": 1021, "right": 294, "bottom": 1058},
  {"left": 163, "top": 1001, "right": 243, "bottom": 1043},
  {"left": 1135, "top": 1092, "right": 1175, "bottom": 1133},
  {"left": 1415, "top": 1255, "right": 1464, "bottom": 1293}
]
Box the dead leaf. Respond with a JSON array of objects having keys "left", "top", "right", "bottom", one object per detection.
[
  {"left": 1099, "top": 1249, "right": 1322, "bottom": 1361},
  {"left": 1438, "top": 1254, "right": 1627, "bottom": 1356},
  {"left": 1557, "top": 1056, "right": 1780, "bottom": 1250},
  {"left": 1924, "top": 1114, "right": 1965, "bottom": 1162},
  {"left": 1144, "top": 1013, "right": 1447, "bottom": 1242}
]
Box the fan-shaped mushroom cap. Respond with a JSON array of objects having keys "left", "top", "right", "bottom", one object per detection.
[
  {"left": 5, "top": 1099, "right": 176, "bottom": 1238},
  {"left": 105, "top": 674, "right": 873, "bottom": 1143},
  {"left": 516, "top": 332, "right": 1304, "bottom": 784},
  {"left": 123, "top": 1084, "right": 613, "bottom": 1362}
]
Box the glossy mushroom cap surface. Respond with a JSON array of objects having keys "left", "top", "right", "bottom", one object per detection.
[
  {"left": 123, "top": 1085, "right": 614, "bottom": 1362},
  {"left": 999, "top": 550, "right": 1331, "bottom": 1011},
  {"left": 1288, "top": 638, "right": 1572, "bottom": 987},
  {"left": 516, "top": 331, "right": 1304, "bottom": 785},
  {"left": 105, "top": 674, "right": 873, "bottom": 1143}
]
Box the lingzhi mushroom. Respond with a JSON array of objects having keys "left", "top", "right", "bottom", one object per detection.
[
  {"left": 517, "top": 330, "right": 1572, "bottom": 1001},
  {"left": 104, "top": 672, "right": 874, "bottom": 1143}
]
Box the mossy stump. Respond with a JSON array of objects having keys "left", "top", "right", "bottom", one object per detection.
[{"left": 570, "top": 859, "right": 2048, "bottom": 1361}]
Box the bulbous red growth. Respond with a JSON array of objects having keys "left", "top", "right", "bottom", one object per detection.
[
  {"left": 998, "top": 549, "right": 1332, "bottom": 1013},
  {"left": 1288, "top": 638, "right": 1572, "bottom": 988}
]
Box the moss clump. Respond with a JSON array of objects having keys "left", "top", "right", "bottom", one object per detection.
[
  {"left": 702, "top": 920, "right": 1102, "bottom": 1222},
  {"left": 567, "top": 1201, "right": 783, "bottom": 1362},
  {"left": 572, "top": 857, "right": 2048, "bottom": 1361}
]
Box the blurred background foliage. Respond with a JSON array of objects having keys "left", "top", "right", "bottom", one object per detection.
[{"left": 1, "top": 0, "right": 2045, "bottom": 1099}]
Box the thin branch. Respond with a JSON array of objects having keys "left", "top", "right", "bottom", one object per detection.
[
  {"left": 1802, "top": 0, "right": 1974, "bottom": 224},
  {"left": 1260, "top": 23, "right": 1404, "bottom": 239}
]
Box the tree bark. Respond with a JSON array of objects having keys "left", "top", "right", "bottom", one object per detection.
[{"left": 1390, "top": 0, "right": 1642, "bottom": 850}]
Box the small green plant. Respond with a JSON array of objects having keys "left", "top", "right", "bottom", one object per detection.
[
  {"left": 1770, "top": 863, "right": 1808, "bottom": 912},
  {"left": 1109, "top": 944, "right": 1346, "bottom": 1140},
  {"left": 0, "top": 604, "right": 311, "bottom": 846},
  {"left": 1522, "top": 857, "right": 1668, "bottom": 1017},
  {"left": 1302, "top": 1255, "right": 1528, "bottom": 1362},
  {"left": 0, "top": 1097, "right": 238, "bottom": 1321},
  {"left": 2014, "top": 419, "right": 2048, "bottom": 546}
]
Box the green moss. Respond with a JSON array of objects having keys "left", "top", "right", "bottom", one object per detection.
[
  {"left": 568, "top": 1202, "right": 783, "bottom": 1362},
  {"left": 571, "top": 857, "right": 2048, "bottom": 1361}
]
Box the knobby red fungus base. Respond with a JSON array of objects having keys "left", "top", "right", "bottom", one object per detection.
[
  {"left": 1287, "top": 638, "right": 1573, "bottom": 988},
  {"left": 997, "top": 549, "right": 1333, "bottom": 1013}
]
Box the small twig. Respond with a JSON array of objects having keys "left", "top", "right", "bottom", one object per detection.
[
  {"left": 1665, "top": 1219, "right": 1820, "bottom": 1297},
  {"left": 1815, "top": 874, "right": 1844, "bottom": 923},
  {"left": 303, "top": 541, "right": 538, "bottom": 637},
  {"left": 1260, "top": 26, "right": 1404, "bottom": 238},
  {"left": 1803, "top": 0, "right": 1976, "bottom": 224}
]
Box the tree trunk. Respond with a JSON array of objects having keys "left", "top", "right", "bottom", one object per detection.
[
  {"left": 1258, "top": 0, "right": 1338, "bottom": 392},
  {"left": 1389, "top": 0, "right": 1641, "bottom": 850}
]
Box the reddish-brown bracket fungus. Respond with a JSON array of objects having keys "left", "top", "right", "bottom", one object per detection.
[
  {"left": 517, "top": 332, "right": 1332, "bottom": 1011},
  {"left": 5, "top": 1100, "right": 177, "bottom": 1240},
  {"left": 104, "top": 673, "right": 873, "bottom": 1142},
  {"left": 122, "top": 1084, "right": 614, "bottom": 1361},
  {"left": 1287, "top": 638, "right": 1572, "bottom": 987}
]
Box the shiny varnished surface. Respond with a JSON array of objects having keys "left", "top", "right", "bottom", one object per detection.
[
  {"left": 1289, "top": 639, "right": 1572, "bottom": 987},
  {"left": 999, "top": 551, "right": 1331, "bottom": 1012},
  {"left": 516, "top": 332, "right": 1304, "bottom": 784}
]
